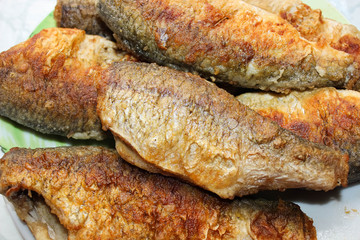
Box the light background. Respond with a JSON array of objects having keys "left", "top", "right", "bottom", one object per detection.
[{"left": 0, "top": 0, "right": 360, "bottom": 239}]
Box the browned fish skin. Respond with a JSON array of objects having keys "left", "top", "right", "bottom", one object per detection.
[
  {"left": 97, "top": 61, "right": 348, "bottom": 199},
  {"left": 97, "top": 0, "right": 359, "bottom": 93},
  {"left": 0, "top": 28, "right": 135, "bottom": 140},
  {"left": 0, "top": 146, "right": 317, "bottom": 239},
  {"left": 242, "top": 0, "right": 360, "bottom": 88},
  {"left": 243, "top": 0, "right": 360, "bottom": 46},
  {"left": 54, "top": 0, "right": 114, "bottom": 40},
  {"left": 237, "top": 87, "right": 360, "bottom": 184},
  {"left": 241, "top": 0, "right": 341, "bottom": 42}
]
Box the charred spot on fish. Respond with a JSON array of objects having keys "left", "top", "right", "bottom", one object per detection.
[
  {"left": 331, "top": 34, "right": 360, "bottom": 56},
  {"left": 288, "top": 121, "right": 311, "bottom": 140}
]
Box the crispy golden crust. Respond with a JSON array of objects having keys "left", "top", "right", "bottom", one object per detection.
[
  {"left": 241, "top": 0, "right": 327, "bottom": 41},
  {"left": 242, "top": 0, "right": 360, "bottom": 83},
  {"left": 0, "top": 28, "right": 135, "bottom": 140},
  {"left": 97, "top": 61, "right": 348, "bottom": 199},
  {"left": 98, "top": 0, "right": 359, "bottom": 93},
  {"left": 54, "top": 0, "right": 114, "bottom": 40},
  {"left": 237, "top": 87, "right": 360, "bottom": 183},
  {"left": 0, "top": 146, "right": 316, "bottom": 239}
]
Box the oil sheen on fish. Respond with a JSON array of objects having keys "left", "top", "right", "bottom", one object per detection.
[
  {"left": 0, "top": 28, "right": 136, "bottom": 140},
  {"left": 54, "top": 0, "right": 114, "bottom": 40},
  {"left": 97, "top": 0, "right": 360, "bottom": 93},
  {"left": 237, "top": 87, "right": 360, "bottom": 184},
  {"left": 0, "top": 146, "right": 317, "bottom": 240},
  {"left": 97, "top": 61, "right": 348, "bottom": 199}
]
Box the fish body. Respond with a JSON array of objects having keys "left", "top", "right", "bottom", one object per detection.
[
  {"left": 0, "top": 146, "right": 317, "bottom": 240},
  {"left": 98, "top": 0, "right": 360, "bottom": 93},
  {"left": 54, "top": 0, "right": 114, "bottom": 40},
  {"left": 0, "top": 28, "right": 135, "bottom": 140},
  {"left": 97, "top": 61, "right": 348, "bottom": 199},
  {"left": 237, "top": 87, "right": 360, "bottom": 184}
]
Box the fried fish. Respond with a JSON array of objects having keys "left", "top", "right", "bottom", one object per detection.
[
  {"left": 0, "top": 31, "right": 348, "bottom": 198},
  {"left": 0, "top": 146, "right": 317, "bottom": 240},
  {"left": 237, "top": 87, "right": 360, "bottom": 184},
  {"left": 0, "top": 28, "right": 135, "bottom": 140},
  {"left": 54, "top": 0, "right": 114, "bottom": 40},
  {"left": 242, "top": 0, "right": 360, "bottom": 73},
  {"left": 97, "top": 61, "right": 348, "bottom": 199},
  {"left": 242, "top": 0, "right": 360, "bottom": 45},
  {"left": 97, "top": 0, "right": 360, "bottom": 93}
]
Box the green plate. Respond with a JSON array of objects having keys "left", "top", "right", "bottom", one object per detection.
[
  {"left": 0, "top": 1, "right": 351, "bottom": 153},
  {"left": 29, "top": 12, "right": 57, "bottom": 38}
]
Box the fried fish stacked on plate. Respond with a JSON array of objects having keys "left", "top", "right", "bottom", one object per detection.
[
  {"left": 0, "top": 146, "right": 316, "bottom": 239},
  {"left": 2, "top": 0, "right": 360, "bottom": 238},
  {"left": 0, "top": 28, "right": 349, "bottom": 199}
]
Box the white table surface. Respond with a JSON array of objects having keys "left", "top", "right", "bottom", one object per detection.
[{"left": 1, "top": 0, "right": 360, "bottom": 239}]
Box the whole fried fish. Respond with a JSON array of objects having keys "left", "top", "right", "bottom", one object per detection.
[
  {"left": 0, "top": 28, "right": 135, "bottom": 140},
  {"left": 98, "top": 0, "right": 360, "bottom": 93},
  {"left": 237, "top": 87, "right": 360, "bottom": 184},
  {"left": 54, "top": 0, "right": 114, "bottom": 40},
  {"left": 97, "top": 61, "right": 348, "bottom": 199},
  {"left": 0, "top": 146, "right": 317, "bottom": 240}
]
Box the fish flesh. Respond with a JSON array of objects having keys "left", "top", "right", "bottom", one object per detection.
[
  {"left": 242, "top": 0, "right": 360, "bottom": 75},
  {"left": 241, "top": 0, "right": 360, "bottom": 45},
  {"left": 0, "top": 28, "right": 135, "bottom": 140},
  {"left": 237, "top": 87, "right": 360, "bottom": 184},
  {"left": 97, "top": 61, "right": 348, "bottom": 199},
  {"left": 54, "top": 0, "right": 114, "bottom": 40},
  {"left": 0, "top": 146, "right": 317, "bottom": 240},
  {"left": 97, "top": 0, "right": 360, "bottom": 93}
]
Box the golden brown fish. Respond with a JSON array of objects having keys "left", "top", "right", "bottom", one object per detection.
[
  {"left": 237, "top": 87, "right": 360, "bottom": 184},
  {"left": 241, "top": 0, "right": 360, "bottom": 43},
  {"left": 97, "top": 0, "right": 360, "bottom": 93},
  {"left": 55, "top": 0, "right": 360, "bottom": 75},
  {"left": 242, "top": 0, "right": 360, "bottom": 75},
  {"left": 0, "top": 31, "right": 348, "bottom": 198},
  {"left": 0, "top": 146, "right": 317, "bottom": 240},
  {"left": 54, "top": 0, "right": 114, "bottom": 40},
  {"left": 0, "top": 28, "right": 135, "bottom": 140},
  {"left": 97, "top": 61, "right": 348, "bottom": 199}
]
